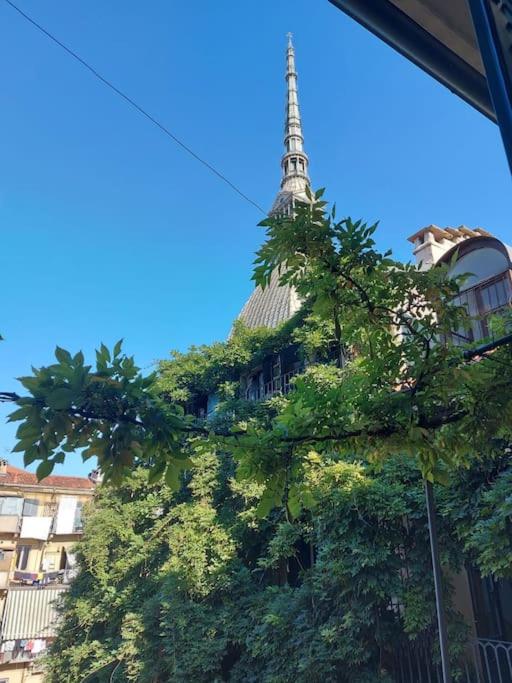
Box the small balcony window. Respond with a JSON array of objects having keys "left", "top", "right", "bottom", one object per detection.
[{"left": 16, "top": 545, "right": 31, "bottom": 571}]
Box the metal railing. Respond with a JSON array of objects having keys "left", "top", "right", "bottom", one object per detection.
[
  {"left": 12, "top": 568, "right": 76, "bottom": 586},
  {"left": 245, "top": 369, "right": 302, "bottom": 401},
  {"left": 464, "top": 638, "right": 512, "bottom": 683},
  {"left": 263, "top": 370, "right": 298, "bottom": 398},
  {"left": 392, "top": 638, "right": 512, "bottom": 683}
]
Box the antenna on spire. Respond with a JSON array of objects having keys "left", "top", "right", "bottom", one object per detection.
[{"left": 287, "top": 32, "right": 293, "bottom": 47}]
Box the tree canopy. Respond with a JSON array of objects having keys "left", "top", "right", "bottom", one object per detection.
[
  {"left": 2, "top": 190, "right": 512, "bottom": 679},
  {"left": 3, "top": 190, "right": 512, "bottom": 508}
]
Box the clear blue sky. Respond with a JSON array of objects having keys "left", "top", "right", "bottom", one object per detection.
[{"left": 0, "top": 0, "right": 510, "bottom": 476}]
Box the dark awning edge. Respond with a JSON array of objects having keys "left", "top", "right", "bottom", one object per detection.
[{"left": 328, "top": 0, "right": 496, "bottom": 122}]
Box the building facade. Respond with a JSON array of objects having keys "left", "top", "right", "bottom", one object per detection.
[{"left": 0, "top": 461, "right": 94, "bottom": 683}]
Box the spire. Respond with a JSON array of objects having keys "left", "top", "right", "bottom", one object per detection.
[{"left": 270, "top": 33, "right": 310, "bottom": 214}]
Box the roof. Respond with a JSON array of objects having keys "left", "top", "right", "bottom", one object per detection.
[
  {"left": 238, "top": 269, "right": 302, "bottom": 329},
  {"left": 0, "top": 465, "right": 94, "bottom": 491},
  {"left": 407, "top": 224, "right": 492, "bottom": 243},
  {"left": 1, "top": 587, "right": 66, "bottom": 640}
]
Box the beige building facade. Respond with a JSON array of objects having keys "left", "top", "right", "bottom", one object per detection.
[{"left": 0, "top": 461, "right": 94, "bottom": 683}]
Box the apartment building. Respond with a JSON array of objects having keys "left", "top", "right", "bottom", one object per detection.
[{"left": 0, "top": 460, "right": 95, "bottom": 683}]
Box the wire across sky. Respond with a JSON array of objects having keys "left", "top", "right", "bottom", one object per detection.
[{"left": 2, "top": 0, "right": 267, "bottom": 215}]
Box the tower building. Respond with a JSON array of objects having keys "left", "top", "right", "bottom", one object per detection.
[{"left": 238, "top": 34, "right": 310, "bottom": 330}]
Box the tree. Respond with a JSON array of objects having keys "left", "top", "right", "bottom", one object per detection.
[
  {"left": 47, "top": 450, "right": 490, "bottom": 682},
  {"left": 4, "top": 191, "right": 511, "bottom": 491},
  {"left": 2, "top": 190, "right": 512, "bottom": 679}
]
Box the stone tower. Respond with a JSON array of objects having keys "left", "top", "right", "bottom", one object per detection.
[{"left": 238, "top": 34, "right": 311, "bottom": 329}]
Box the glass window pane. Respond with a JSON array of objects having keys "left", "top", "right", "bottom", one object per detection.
[{"left": 23, "top": 499, "right": 39, "bottom": 517}]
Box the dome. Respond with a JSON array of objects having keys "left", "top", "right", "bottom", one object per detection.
[{"left": 238, "top": 269, "right": 301, "bottom": 329}]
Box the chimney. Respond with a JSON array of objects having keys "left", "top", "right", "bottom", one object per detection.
[
  {"left": 88, "top": 468, "right": 103, "bottom": 485},
  {"left": 0, "top": 459, "right": 8, "bottom": 476}
]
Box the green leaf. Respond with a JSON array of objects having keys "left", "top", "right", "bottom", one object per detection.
[
  {"left": 55, "top": 346, "right": 72, "bottom": 364},
  {"left": 46, "top": 388, "right": 74, "bottom": 410},
  {"left": 148, "top": 462, "right": 166, "bottom": 485},
  {"left": 23, "top": 448, "right": 39, "bottom": 466},
  {"left": 36, "top": 460, "right": 54, "bottom": 481},
  {"left": 256, "top": 492, "right": 275, "bottom": 518},
  {"left": 100, "top": 343, "right": 111, "bottom": 363},
  {"left": 164, "top": 465, "right": 180, "bottom": 491},
  {"left": 113, "top": 339, "right": 123, "bottom": 357},
  {"left": 287, "top": 495, "right": 301, "bottom": 520},
  {"left": 7, "top": 407, "right": 30, "bottom": 422},
  {"left": 73, "top": 351, "right": 85, "bottom": 365},
  {"left": 12, "top": 439, "right": 37, "bottom": 453}
]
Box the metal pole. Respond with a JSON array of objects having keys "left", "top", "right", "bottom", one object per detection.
[
  {"left": 467, "top": 0, "right": 512, "bottom": 175},
  {"left": 424, "top": 479, "right": 452, "bottom": 683}
]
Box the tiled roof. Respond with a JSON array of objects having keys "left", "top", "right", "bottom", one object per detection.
[
  {"left": 238, "top": 268, "right": 301, "bottom": 329},
  {"left": 0, "top": 465, "right": 94, "bottom": 491},
  {"left": 407, "top": 225, "right": 492, "bottom": 243}
]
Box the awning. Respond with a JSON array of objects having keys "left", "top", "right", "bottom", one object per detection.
[
  {"left": 328, "top": 0, "right": 494, "bottom": 119},
  {"left": 20, "top": 516, "right": 53, "bottom": 541},
  {"left": 0, "top": 587, "right": 66, "bottom": 640}
]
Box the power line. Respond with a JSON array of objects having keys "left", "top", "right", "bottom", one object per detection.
[{"left": 2, "top": 0, "right": 266, "bottom": 215}]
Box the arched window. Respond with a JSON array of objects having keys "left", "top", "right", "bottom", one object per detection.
[{"left": 448, "top": 247, "right": 509, "bottom": 289}]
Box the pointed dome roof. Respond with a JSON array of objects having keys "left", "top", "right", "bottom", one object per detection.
[
  {"left": 238, "top": 269, "right": 301, "bottom": 329},
  {"left": 238, "top": 35, "right": 310, "bottom": 330}
]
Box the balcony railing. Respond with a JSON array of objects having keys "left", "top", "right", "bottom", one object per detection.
[
  {"left": 12, "top": 568, "right": 76, "bottom": 586},
  {"left": 263, "top": 371, "right": 299, "bottom": 398},
  {"left": 392, "top": 637, "right": 512, "bottom": 682},
  {"left": 245, "top": 369, "right": 301, "bottom": 401},
  {"left": 448, "top": 270, "right": 512, "bottom": 346}
]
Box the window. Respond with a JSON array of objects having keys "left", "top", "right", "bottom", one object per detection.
[
  {"left": 23, "top": 498, "right": 39, "bottom": 517},
  {"left": 16, "top": 545, "right": 31, "bottom": 571},
  {"left": 0, "top": 496, "right": 23, "bottom": 516},
  {"left": 74, "top": 502, "right": 84, "bottom": 532}
]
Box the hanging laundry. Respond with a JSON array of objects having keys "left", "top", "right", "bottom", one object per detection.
[{"left": 31, "top": 639, "right": 46, "bottom": 655}]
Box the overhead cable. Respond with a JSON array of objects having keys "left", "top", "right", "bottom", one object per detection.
[{"left": 2, "top": 0, "right": 266, "bottom": 214}]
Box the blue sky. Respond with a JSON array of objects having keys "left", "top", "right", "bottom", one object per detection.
[{"left": 0, "top": 0, "right": 510, "bottom": 476}]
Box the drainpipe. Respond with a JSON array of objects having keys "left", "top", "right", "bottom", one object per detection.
[{"left": 424, "top": 479, "right": 452, "bottom": 683}]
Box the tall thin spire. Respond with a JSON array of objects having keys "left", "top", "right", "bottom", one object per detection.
[
  {"left": 271, "top": 34, "right": 310, "bottom": 214},
  {"left": 237, "top": 34, "right": 311, "bottom": 330}
]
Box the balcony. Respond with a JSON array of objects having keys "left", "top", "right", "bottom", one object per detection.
[
  {"left": 263, "top": 371, "right": 299, "bottom": 398},
  {"left": 449, "top": 270, "right": 512, "bottom": 346},
  {"left": 19, "top": 516, "right": 53, "bottom": 541},
  {"left": 0, "top": 516, "right": 21, "bottom": 534},
  {"left": 12, "top": 568, "right": 76, "bottom": 586},
  {"left": 245, "top": 369, "right": 301, "bottom": 401}
]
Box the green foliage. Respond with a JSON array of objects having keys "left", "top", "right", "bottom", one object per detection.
[
  {"left": 441, "top": 442, "right": 512, "bottom": 578},
  {"left": 156, "top": 318, "right": 303, "bottom": 406},
  {"left": 47, "top": 456, "right": 476, "bottom": 682},
  {"left": 8, "top": 342, "right": 194, "bottom": 484},
  {"left": 6, "top": 187, "right": 512, "bottom": 678},
  {"left": 8, "top": 190, "right": 512, "bottom": 494}
]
